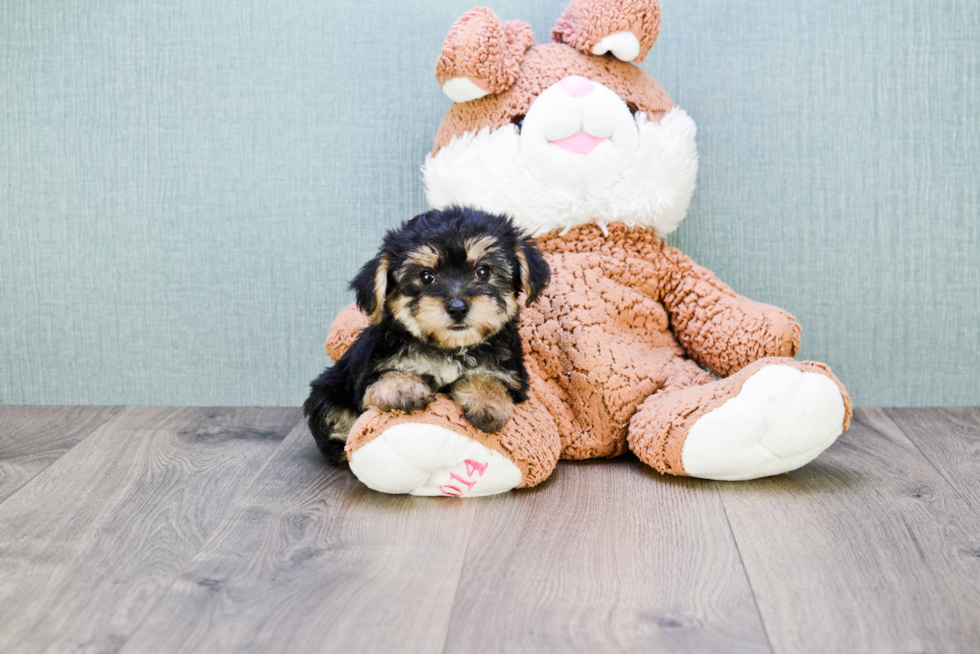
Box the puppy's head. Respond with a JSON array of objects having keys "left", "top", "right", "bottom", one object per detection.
[{"left": 351, "top": 206, "right": 550, "bottom": 349}]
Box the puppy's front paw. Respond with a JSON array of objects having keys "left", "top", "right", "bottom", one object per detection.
[
  {"left": 463, "top": 401, "right": 514, "bottom": 433},
  {"left": 451, "top": 376, "right": 515, "bottom": 433},
  {"left": 364, "top": 372, "right": 435, "bottom": 413}
]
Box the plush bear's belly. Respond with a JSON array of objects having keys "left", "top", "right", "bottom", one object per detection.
[{"left": 520, "top": 249, "right": 701, "bottom": 459}]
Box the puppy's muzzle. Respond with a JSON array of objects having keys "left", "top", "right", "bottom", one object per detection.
[{"left": 445, "top": 298, "right": 469, "bottom": 325}]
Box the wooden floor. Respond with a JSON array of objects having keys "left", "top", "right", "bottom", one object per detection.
[{"left": 1, "top": 407, "right": 978, "bottom": 653}]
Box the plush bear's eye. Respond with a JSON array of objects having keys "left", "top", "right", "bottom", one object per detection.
[
  {"left": 420, "top": 270, "right": 435, "bottom": 285},
  {"left": 475, "top": 265, "right": 490, "bottom": 281}
]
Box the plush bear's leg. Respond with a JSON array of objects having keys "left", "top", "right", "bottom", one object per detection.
[
  {"left": 628, "top": 358, "right": 852, "bottom": 481},
  {"left": 345, "top": 387, "right": 562, "bottom": 497}
]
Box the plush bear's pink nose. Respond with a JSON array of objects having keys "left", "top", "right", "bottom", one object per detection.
[{"left": 557, "top": 75, "right": 594, "bottom": 98}]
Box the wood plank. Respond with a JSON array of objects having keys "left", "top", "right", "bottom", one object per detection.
[
  {"left": 0, "top": 406, "right": 299, "bottom": 654},
  {"left": 717, "top": 407, "right": 980, "bottom": 654},
  {"left": 119, "top": 424, "right": 477, "bottom": 654},
  {"left": 0, "top": 406, "right": 123, "bottom": 503},
  {"left": 884, "top": 407, "right": 980, "bottom": 508},
  {"left": 443, "top": 457, "right": 771, "bottom": 654}
]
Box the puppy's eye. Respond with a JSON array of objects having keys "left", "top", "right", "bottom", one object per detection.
[
  {"left": 475, "top": 266, "right": 490, "bottom": 281},
  {"left": 511, "top": 115, "right": 525, "bottom": 131},
  {"left": 419, "top": 270, "right": 435, "bottom": 286}
]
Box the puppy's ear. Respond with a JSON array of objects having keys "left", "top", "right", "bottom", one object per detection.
[
  {"left": 514, "top": 238, "right": 550, "bottom": 305},
  {"left": 350, "top": 253, "right": 390, "bottom": 323}
]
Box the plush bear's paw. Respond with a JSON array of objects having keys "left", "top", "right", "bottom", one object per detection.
[
  {"left": 681, "top": 364, "right": 846, "bottom": 480},
  {"left": 348, "top": 422, "right": 522, "bottom": 497}
]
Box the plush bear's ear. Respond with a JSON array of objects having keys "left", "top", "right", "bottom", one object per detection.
[
  {"left": 435, "top": 8, "right": 535, "bottom": 103},
  {"left": 551, "top": 0, "right": 661, "bottom": 63},
  {"left": 514, "top": 238, "right": 551, "bottom": 305},
  {"left": 349, "top": 253, "right": 389, "bottom": 324}
]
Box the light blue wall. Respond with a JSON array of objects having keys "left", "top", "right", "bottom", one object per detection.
[{"left": 1, "top": 0, "right": 977, "bottom": 407}]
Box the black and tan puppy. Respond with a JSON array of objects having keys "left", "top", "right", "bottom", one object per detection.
[{"left": 304, "top": 206, "right": 551, "bottom": 464}]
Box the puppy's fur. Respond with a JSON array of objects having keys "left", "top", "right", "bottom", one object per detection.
[{"left": 304, "top": 206, "right": 551, "bottom": 464}]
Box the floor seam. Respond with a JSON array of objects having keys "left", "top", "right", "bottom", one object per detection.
[
  {"left": 714, "top": 482, "right": 778, "bottom": 654},
  {"left": 438, "top": 501, "right": 480, "bottom": 654},
  {"left": 879, "top": 407, "right": 978, "bottom": 508},
  {"left": 0, "top": 406, "right": 126, "bottom": 509},
  {"left": 112, "top": 411, "right": 306, "bottom": 653}
]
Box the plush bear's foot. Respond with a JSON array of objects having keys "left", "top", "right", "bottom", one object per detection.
[
  {"left": 343, "top": 394, "right": 561, "bottom": 496},
  {"left": 629, "top": 359, "right": 852, "bottom": 481},
  {"left": 349, "top": 422, "right": 522, "bottom": 497},
  {"left": 682, "top": 364, "right": 846, "bottom": 480}
]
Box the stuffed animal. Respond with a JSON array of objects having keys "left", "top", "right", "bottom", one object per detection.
[{"left": 322, "top": 0, "right": 852, "bottom": 497}]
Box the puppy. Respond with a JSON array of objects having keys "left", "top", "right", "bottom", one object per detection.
[{"left": 304, "top": 206, "right": 551, "bottom": 464}]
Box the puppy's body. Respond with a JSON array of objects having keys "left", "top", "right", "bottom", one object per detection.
[
  {"left": 376, "top": 324, "right": 526, "bottom": 393},
  {"left": 304, "top": 207, "right": 549, "bottom": 464}
]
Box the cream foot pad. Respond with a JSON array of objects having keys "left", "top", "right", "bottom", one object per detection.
[
  {"left": 681, "top": 365, "right": 846, "bottom": 481},
  {"left": 348, "top": 423, "right": 522, "bottom": 497}
]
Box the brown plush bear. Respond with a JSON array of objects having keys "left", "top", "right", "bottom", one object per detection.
[{"left": 323, "top": 0, "right": 852, "bottom": 497}]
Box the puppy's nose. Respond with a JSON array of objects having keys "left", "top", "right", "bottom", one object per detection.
[
  {"left": 557, "top": 75, "right": 594, "bottom": 98},
  {"left": 446, "top": 298, "right": 469, "bottom": 321}
]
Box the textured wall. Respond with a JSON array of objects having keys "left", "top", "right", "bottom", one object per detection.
[{"left": 1, "top": 0, "right": 977, "bottom": 407}]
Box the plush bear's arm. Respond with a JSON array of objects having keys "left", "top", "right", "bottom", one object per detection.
[
  {"left": 656, "top": 246, "right": 801, "bottom": 378},
  {"left": 325, "top": 303, "right": 371, "bottom": 361}
]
